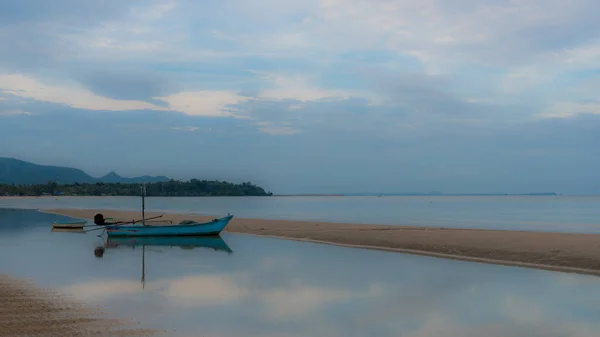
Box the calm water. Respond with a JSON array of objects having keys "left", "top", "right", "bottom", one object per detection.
[
  {"left": 1, "top": 209, "right": 600, "bottom": 337},
  {"left": 1, "top": 195, "right": 600, "bottom": 232}
]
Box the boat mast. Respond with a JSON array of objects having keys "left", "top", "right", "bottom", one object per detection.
[{"left": 141, "top": 183, "right": 146, "bottom": 226}]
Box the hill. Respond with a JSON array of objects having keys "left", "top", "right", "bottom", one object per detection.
[
  {"left": 0, "top": 180, "right": 272, "bottom": 197},
  {"left": 0, "top": 158, "right": 169, "bottom": 185}
]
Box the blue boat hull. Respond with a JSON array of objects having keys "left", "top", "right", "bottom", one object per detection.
[{"left": 105, "top": 215, "right": 233, "bottom": 237}]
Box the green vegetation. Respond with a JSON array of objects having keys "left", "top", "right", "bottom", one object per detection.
[{"left": 0, "top": 180, "right": 273, "bottom": 197}]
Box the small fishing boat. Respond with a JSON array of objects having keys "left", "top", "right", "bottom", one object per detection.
[
  {"left": 103, "top": 184, "right": 233, "bottom": 238},
  {"left": 105, "top": 215, "right": 233, "bottom": 237},
  {"left": 52, "top": 221, "right": 87, "bottom": 229}
]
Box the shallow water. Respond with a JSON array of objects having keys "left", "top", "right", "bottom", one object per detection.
[
  {"left": 1, "top": 209, "right": 600, "bottom": 337},
  {"left": 1, "top": 195, "right": 600, "bottom": 232}
]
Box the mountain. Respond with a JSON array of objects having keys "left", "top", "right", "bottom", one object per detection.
[
  {"left": 98, "top": 171, "right": 169, "bottom": 184},
  {"left": 0, "top": 158, "right": 95, "bottom": 184},
  {"left": 0, "top": 158, "right": 170, "bottom": 185}
]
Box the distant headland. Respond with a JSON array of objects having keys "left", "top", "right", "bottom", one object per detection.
[
  {"left": 0, "top": 157, "right": 169, "bottom": 185},
  {"left": 0, "top": 158, "right": 272, "bottom": 197}
]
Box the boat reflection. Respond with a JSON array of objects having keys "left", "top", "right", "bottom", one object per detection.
[
  {"left": 97, "top": 236, "right": 233, "bottom": 289},
  {"left": 104, "top": 236, "right": 233, "bottom": 254},
  {"left": 51, "top": 228, "right": 86, "bottom": 234}
]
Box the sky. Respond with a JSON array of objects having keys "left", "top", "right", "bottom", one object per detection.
[{"left": 0, "top": 0, "right": 599, "bottom": 194}]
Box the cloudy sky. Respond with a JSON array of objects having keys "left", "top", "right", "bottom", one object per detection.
[{"left": 0, "top": 0, "right": 599, "bottom": 194}]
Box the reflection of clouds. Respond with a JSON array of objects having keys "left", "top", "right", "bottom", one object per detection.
[
  {"left": 58, "top": 252, "right": 600, "bottom": 337},
  {"left": 502, "top": 296, "right": 543, "bottom": 324},
  {"left": 64, "top": 279, "right": 144, "bottom": 300},
  {"left": 261, "top": 283, "right": 384, "bottom": 321},
  {"left": 62, "top": 272, "right": 387, "bottom": 324},
  {"left": 554, "top": 273, "right": 600, "bottom": 286},
  {"left": 63, "top": 274, "right": 246, "bottom": 307},
  {"left": 354, "top": 276, "right": 468, "bottom": 327},
  {"left": 162, "top": 275, "right": 246, "bottom": 306},
  {"left": 384, "top": 281, "right": 600, "bottom": 337},
  {"left": 404, "top": 314, "right": 599, "bottom": 337},
  {"left": 259, "top": 256, "right": 295, "bottom": 270},
  {"left": 262, "top": 285, "right": 350, "bottom": 320}
]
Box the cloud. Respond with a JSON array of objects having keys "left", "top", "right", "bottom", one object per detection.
[
  {"left": 0, "top": 74, "right": 262, "bottom": 118},
  {"left": 0, "top": 0, "right": 146, "bottom": 24},
  {"left": 0, "top": 70, "right": 381, "bottom": 122},
  {"left": 316, "top": 0, "right": 600, "bottom": 68},
  {"left": 255, "top": 122, "right": 299, "bottom": 135},
  {"left": 254, "top": 73, "right": 364, "bottom": 102},
  {"left": 0, "top": 1, "right": 163, "bottom": 70},
  {"left": 258, "top": 126, "right": 299, "bottom": 135},
  {"left": 171, "top": 126, "right": 200, "bottom": 132},
  {"left": 132, "top": 1, "right": 177, "bottom": 21},
  {"left": 156, "top": 90, "right": 245, "bottom": 117},
  {"left": 541, "top": 101, "right": 600, "bottom": 118},
  {"left": 71, "top": 68, "right": 171, "bottom": 103},
  {"left": 0, "top": 74, "right": 163, "bottom": 112},
  {"left": 0, "top": 109, "right": 32, "bottom": 117}
]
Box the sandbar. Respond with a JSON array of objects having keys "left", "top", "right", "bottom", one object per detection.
[{"left": 43, "top": 208, "right": 600, "bottom": 276}]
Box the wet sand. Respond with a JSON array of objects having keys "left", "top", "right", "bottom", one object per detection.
[
  {"left": 44, "top": 208, "right": 600, "bottom": 276},
  {"left": 0, "top": 274, "right": 161, "bottom": 337}
]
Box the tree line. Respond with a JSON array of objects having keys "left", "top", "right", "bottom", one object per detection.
[{"left": 0, "top": 179, "right": 273, "bottom": 197}]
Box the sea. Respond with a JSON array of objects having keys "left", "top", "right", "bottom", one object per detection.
[
  {"left": 1, "top": 208, "right": 600, "bottom": 337},
  {"left": 0, "top": 195, "right": 599, "bottom": 233}
]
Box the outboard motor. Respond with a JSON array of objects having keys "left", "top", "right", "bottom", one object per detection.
[{"left": 94, "top": 213, "right": 106, "bottom": 226}]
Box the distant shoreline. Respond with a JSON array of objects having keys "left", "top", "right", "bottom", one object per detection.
[
  {"left": 274, "top": 193, "right": 561, "bottom": 197},
  {"left": 3, "top": 193, "right": 597, "bottom": 199},
  {"left": 272, "top": 194, "right": 345, "bottom": 197},
  {"left": 42, "top": 208, "right": 600, "bottom": 277}
]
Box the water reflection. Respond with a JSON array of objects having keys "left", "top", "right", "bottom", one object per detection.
[
  {"left": 2, "top": 209, "right": 600, "bottom": 337},
  {"left": 104, "top": 236, "right": 233, "bottom": 253},
  {"left": 99, "top": 236, "right": 233, "bottom": 289}
]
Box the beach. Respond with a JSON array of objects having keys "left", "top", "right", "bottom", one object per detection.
[
  {"left": 0, "top": 274, "right": 161, "bottom": 337},
  {"left": 44, "top": 208, "right": 600, "bottom": 276}
]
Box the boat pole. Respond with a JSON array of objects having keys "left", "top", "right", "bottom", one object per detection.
[{"left": 141, "top": 183, "right": 146, "bottom": 226}]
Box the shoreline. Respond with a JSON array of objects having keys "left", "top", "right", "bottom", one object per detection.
[{"left": 42, "top": 208, "right": 600, "bottom": 277}]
